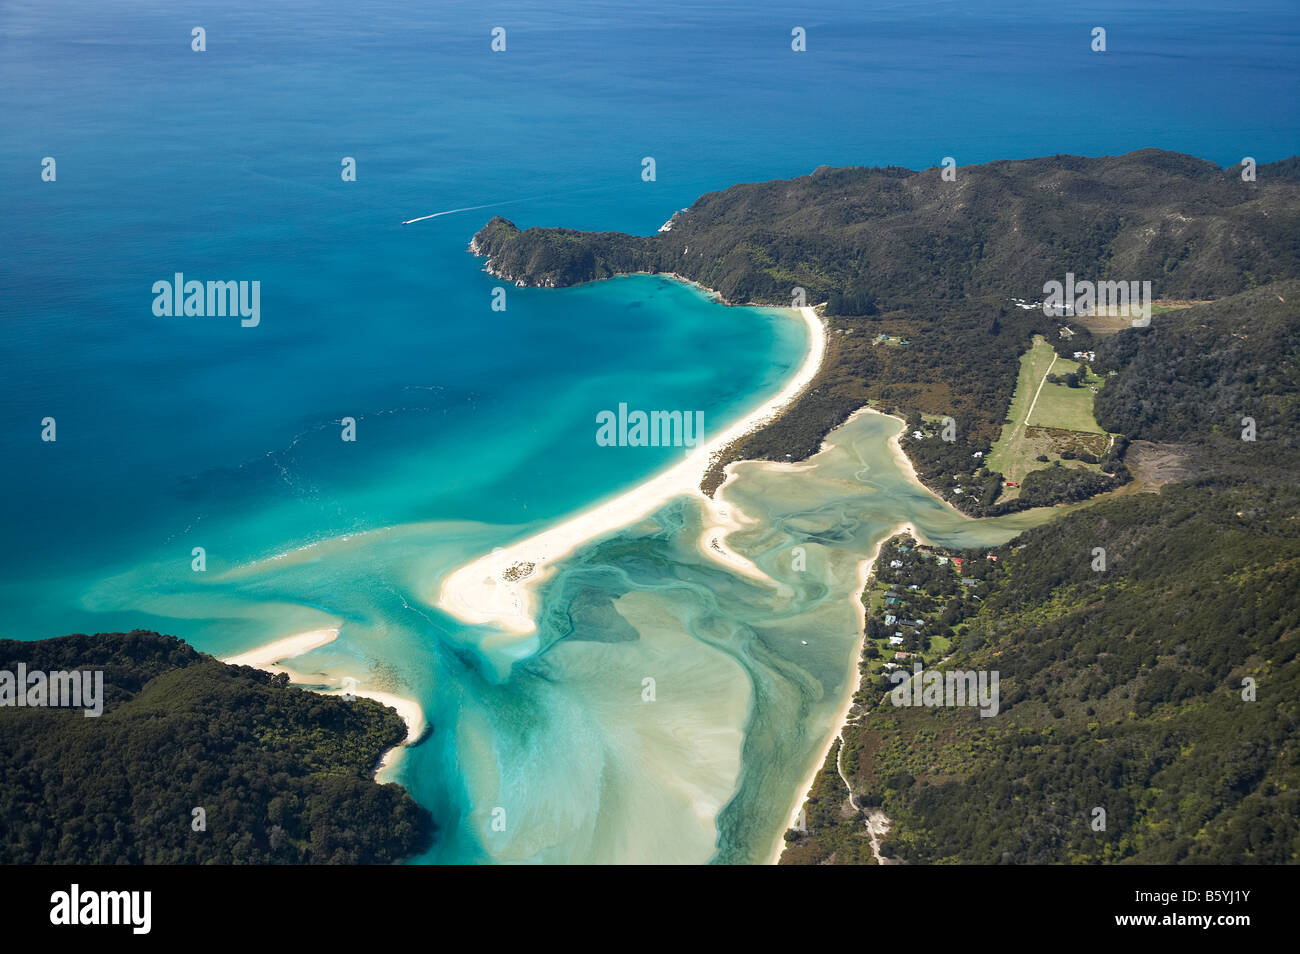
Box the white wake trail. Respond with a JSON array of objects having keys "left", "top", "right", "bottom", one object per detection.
[
  {"left": 401, "top": 202, "right": 504, "bottom": 225},
  {"left": 400, "top": 186, "right": 612, "bottom": 226}
]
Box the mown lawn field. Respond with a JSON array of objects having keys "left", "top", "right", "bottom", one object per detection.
[
  {"left": 986, "top": 336, "right": 1059, "bottom": 480},
  {"left": 986, "top": 336, "right": 1111, "bottom": 494},
  {"left": 1028, "top": 364, "right": 1107, "bottom": 433}
]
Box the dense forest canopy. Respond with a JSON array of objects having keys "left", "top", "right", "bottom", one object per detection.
[
  {"left": 782, "top": 276, "right": 1300, "bottom": 865},
  {"left": 473, "top": 150, "right": 1300, "bottom": 308},
  {"left": 788, "top": 479, "right": 1299, "bottom": 865},
  {"left": 0, "top": 631, "right": 433, "bottom": 864},
  {"left": 1094, "top": 280, "right": 1300, "bottom": 453}
]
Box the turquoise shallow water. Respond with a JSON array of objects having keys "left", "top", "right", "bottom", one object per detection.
[
  {"left": 471, "top": 408, "right": 1063, "bottom": 864},
  {"left": 3, "top": 0, "right": 1298, "bottom": 862}
]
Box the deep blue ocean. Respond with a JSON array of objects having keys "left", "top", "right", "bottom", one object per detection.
[{"left": 2, "top": 0, "right": 1297, "bottom": 863}]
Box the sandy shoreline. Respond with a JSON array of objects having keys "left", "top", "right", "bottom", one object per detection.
[
  {"left": 434, "top": 279, "right": 952, "bottom": 862},
  {"left": 767, "top": 520, "right": 915, "bottom": 865},
  {"left": 436, "top": 301, "right": 827, "bottom": 635},
  {"left": 761, "top": 408, "right": 944, "bottom": 863},
  {"left": 222, "top": 628, "right": 426, "bottom": 773},
  {"left": 222, "top": 628, "right": 341, "bottom": 670}
]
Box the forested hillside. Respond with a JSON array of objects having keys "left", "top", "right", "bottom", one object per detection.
[
  {"left": 479, "top": 151, "right": 1300, "bottom": 866},
  {"left": 1094, "top": 280, "right": 1300, "bottom": 455},
  {"left": 472, "top": 151, "right": 1300, "bottom": 503},
  {"left": 782, "top": 282, "right": 1300, "bottom": 865},
  {"left": 782, "top": 482, "right": 1299, "bottom": 865},
  {"left": 473, "top": 151, "right": 1300, "bottom": 308},
  {"left": 0, "top": 631, "right": 433, "bottom": 864}
]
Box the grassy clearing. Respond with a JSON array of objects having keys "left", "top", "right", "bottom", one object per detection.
[
  {"left": 1072, "top": 299, "right": 1215, "bottom": 334},
  {"left": 986, "top": 336, "right": 1058, "bottom": 482},
  {"left": 1028, "top": 363, "right": 1107, "bottom": 433},
  {"left": 986, "top": 336, "right": 1112, "bottom": 495}
]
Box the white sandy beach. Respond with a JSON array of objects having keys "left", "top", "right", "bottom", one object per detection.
[
  {"left": 694, "top": 400, "right": 947, "bottom": 865},
  {"left": 222, "top": 628, "right": 426, "bottom": 769},
  {"left": 436, "top": 303, "right": 827, "bottom": 635},
  {"left": 767, "top": 520, "right": 915, "bottom": 865},
  {"left": 758, "top": 409, "right": 949, "bottom": 863},
  {"left": 222, "top": 627, "right": 340, "bottom": 670},
  {"left": 697, "top": 490, "right": 779, "bottom": 585},
  {"left": 433, "top": 291, "right": 960, "bottom": 863},
  {"left": 698, "top": 524, "right": 776, "bottom": 584}
]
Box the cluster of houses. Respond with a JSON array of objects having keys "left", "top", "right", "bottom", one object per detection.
[
  {"left": 870, "top": 542, "right": 993, "bottom": 674},
  {"left": 868, "top": 540, "right": 1008, "bottom": 691}
]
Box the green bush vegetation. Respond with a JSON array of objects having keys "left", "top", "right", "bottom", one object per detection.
[{"left": 0, "top": 631, "right": 434, "bottom": 864}]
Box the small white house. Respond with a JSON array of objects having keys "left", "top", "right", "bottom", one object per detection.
[
  {"left": 889, "top": 636, "right": 904, "bottom": 646},
  {"left": 884, "top": 614, "right": 897, "bottom": 625},
  {"left": 889, "top": 559, "right": 903, "bottom": 568}
]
